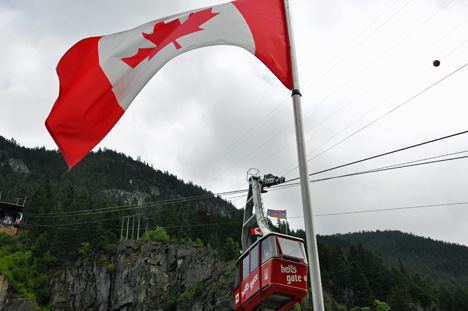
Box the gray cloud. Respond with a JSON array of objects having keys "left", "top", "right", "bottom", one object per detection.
[{"left": 2, "top": 0, "right": 468, "bottom": 246}]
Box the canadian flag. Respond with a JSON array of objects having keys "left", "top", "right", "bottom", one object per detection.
[
  {"left": 251, "top": 228, "right": 262, "bottom": 235},
  {"left": 46, "top": 0, "right": 293, "bottom": 169}
]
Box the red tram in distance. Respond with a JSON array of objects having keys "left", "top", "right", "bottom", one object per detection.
[{"left": 234, "top": 232, "right": 308, "bottom": 311}]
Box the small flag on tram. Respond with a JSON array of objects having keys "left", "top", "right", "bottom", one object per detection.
[
  {"left": 267, "top": 209, "right": 287, "bottom": 219},
  {"left": 251, "top": 228, "right": 262, "bottom": 235},
  {"left": 45, "top": 0, "right": 293, "bottom": 169}
]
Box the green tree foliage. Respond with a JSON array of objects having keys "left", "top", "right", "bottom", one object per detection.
[
  {"left": 0, "top": 233, "right": 50, "bottom": 305},
  {"left": 345, "top": 247, "right": 375, "bottom": 307},
  {"left": 2, "top": 136, "right": 468, "bottom": 310},
  {"left": 222, "top": 237, "right": 241, "bottom": 262},
  {"left": 1, "top": 136, "right": 245, "bottom": 263},
  {"left": 315, "top": 234, "right": 468, "bottom": 311},
  {"left": 142, "top": 226, "right": 170, "bottom": 241},
  {"left": 373, "top": 300, "right": 390, "bottom": 311},
  {"left": 320, "top": 230, "right": 468, "bottom": 287}
]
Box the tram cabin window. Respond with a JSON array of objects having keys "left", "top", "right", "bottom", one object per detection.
[
  {"left": 250, "top": 245, "right": 259, "bottom": 272},
  {"left": 234, "top": 263, "right": 240, "bottom": 289},
  {"left": 277, "top": 237, "right": 307, "bottom": 264},
  {"left": 242, "top": 254, "right": 250, "bottom": 280},
  {"left": 261, "top": 235, "right": 278, "bottom": 263}
]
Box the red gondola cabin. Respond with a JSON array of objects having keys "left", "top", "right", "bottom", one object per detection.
[{"left": 234, "top": 233, "right": 308, "bottom": 311}]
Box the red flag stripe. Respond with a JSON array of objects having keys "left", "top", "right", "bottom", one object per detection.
[
  {"left": 233, "top": 0, "right": 292, "bottom": 89},
  {"left": 45, "top": 37, "right": 124, "bottom": 168}
]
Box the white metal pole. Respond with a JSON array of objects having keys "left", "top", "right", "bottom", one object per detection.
[
  {"left": 120, "top": 216, "right": 124, "bottom": 241},
  {"left": 137, "top": 215, "right": 141, "bottom": 240},
  {"left": 283, "top": 0, "right": 325, "bottom": 310},
  {"left": 126, "top": 216, "right": 130, "bottom": 239}
]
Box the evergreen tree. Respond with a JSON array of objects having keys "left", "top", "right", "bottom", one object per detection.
[{"left": 346, "top": 246, "right": 374, "bottom": 307}]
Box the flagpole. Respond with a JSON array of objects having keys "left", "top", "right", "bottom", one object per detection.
[{"left": 283, "top": 0, "right": 325, "bottom": 310}]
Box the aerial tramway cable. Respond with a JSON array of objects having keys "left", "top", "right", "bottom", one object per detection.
[{"left": 25, "top": 130, "right": 468, "bottom": 221}]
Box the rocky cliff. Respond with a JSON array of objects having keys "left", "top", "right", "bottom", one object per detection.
[
  {"left": 0, "top": 275, "right": 38, "bottom": 311},
  {"left": 50, "top": 239, "right": 236, "bottom": 311},
  {"left": 0, "top": 239, "right": 236, "bottom": 311}
]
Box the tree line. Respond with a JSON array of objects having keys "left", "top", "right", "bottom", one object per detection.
[{"left": 1, "top": 136, "right": 468, "bottom": 310}]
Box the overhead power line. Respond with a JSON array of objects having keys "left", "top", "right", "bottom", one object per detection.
[
  {"left": 25, "top": 148, "right": 468, "bottom": 226},
  {"left": 303, "top": 0, "right": 414, "bottom": 92},
  {"left": 306, "top": 201, "right": 468, "bottom": 218},
  {"left": 284, "top": 129, "right": 468, "bottom": 184},
  {"left": 194, "top": 1, "right": 467, "bottom": 191},
  {"left": 26, "top": 188, "right": 248, "bottom": 218},
  {"left": 26, "top": 128, "right": 468, "bottom": 221},
  {"left": 309, "top": 154, "right": 468, "bottom": 183},
  {"left": 272, "top": 152, "right": 468, "bottom": 192},
  {"left": 278, "top": 17, "right": 468, "bottom": 178},
  {"left": 27, "top": 200, "right": 468, "bottom": 230},
  {"left": 190, "top": 0, "right": 418, "bottom": 189},
  {"left": 282, "top": 60, "right": 468, "bottom": 177},
  {"left": 312, "top": 62, "right": 468, "bottom": 157}
]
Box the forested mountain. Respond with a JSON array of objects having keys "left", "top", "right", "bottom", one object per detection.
[
  {"left": 314, "top": 231, "right": 468, "bottom": 310},
  {"left": 1, "top": 135, "right": 468, "bottom": 310},
  {"left": 319, "top": 230, "right": 468, "bottom": 288},
  {"left": 0, "top": 135, "right": 243, "bottom": 262},
  {"left": 0, "top": 136, "right": 239, "bottom": 217}
]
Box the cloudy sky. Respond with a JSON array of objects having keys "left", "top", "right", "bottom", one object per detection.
[{"left": 2, "top": 0, "right": 468, "bottom": 246}]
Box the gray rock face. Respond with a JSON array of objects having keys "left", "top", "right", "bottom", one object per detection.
[
  {"left": 0, "top": 275, "right": 38, "bottom": 311},
  {"left": 0, "top": 158, "right": 30, "bottom": 174},
  {"left": 48, "top": 240, "right": 236, "bottom": 311},
  {"left": 102, "top": 189, "right": 155, "bottom": 206}
]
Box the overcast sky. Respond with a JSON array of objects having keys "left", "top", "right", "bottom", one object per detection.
[{"left": 2, "top": 0, "right": 468, "bottom": 246}]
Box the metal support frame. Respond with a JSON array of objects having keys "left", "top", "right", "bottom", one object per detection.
[{"left": 241, "top": 170, "right": 286, "bottom": 252}]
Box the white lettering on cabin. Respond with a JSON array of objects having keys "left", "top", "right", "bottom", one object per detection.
[
  {"left": 241, "top": 274, "right": 258, "bottom": 298},
  {"left": 241, "top": 283, "right": 249, "bottom": 297},
  {"left": 280, "top": 264, "right": 297, "bottom": 274},
  {"left": 250, "top": 273, "right": 258, "bottom": 289},
  {"left": 286, "top": 274, "right": 302, "bottom": 285},
  {"left": 281, "top": 264, "right": 302, "bottom": 285},
  {"left": 241, "top": 273, "right": 258, "bottom": 297}
]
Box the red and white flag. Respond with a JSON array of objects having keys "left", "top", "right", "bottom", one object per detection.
[
  {"left": 46, "top": 0, "right": 293, "bottom": 169},
  {"left": 251, "top": 227, "right": 262, "bottom": 235}
]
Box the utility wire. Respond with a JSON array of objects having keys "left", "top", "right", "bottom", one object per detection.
[
  {"left": 304, "top": 0, "right": 415, "bottom": 91},
  {"left": 25, "top": 149, "right": 468, "bottom": 229},
  {"left": 188, "top": 0, "right": 466, "bottom": 194},
  {"left": 303, "top": 0, "right": 403, "bottom": 84},
  {"left": 302, "top": 0, "right": 456, "bottom": 121},
  {"left": 27, "top": 200, "right": 468, "bottom": 230},
  {"left": 254, "top": 15, "right": 468, "bottom": 174},
  {"left": 295, "top": 201, "right": 468, "bottom": 218},
  {"left": 310, "top": 154, "right": 468, "bottom": 183},
  {"left": 191, "top": 0, "right": 413, "bottom": 188},
  {"left": 272, "top": 153, "right": 468, "bottom": 192},
  {"left": 195, "top": 0, "right": 463, "bottom": 191},
  {"left": 282, "top": 60, "right": 468, "bottom": 177},
  {"left": 189, "top": 95, "right": 290, "bottom": 181},
  {"left": 26, "top": 129, "right": 468, "bottom": 219},
  {"left": 25, "top": 149, "right": 468, "bottom": 226},
  {"left": 26, "top": 188, "right": 248, "bottom": 218},
  {"left": 284, "top": 129, "right": 468, "bottom": 184},
  {"left": 280, "top": 9, "right": 468, "bottom": 177}
]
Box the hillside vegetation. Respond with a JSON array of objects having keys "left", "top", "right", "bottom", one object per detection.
[
  {"left": 1, "top": 136, "right": 468, "bottom": 311},
  {"left": 319, "top": 230, "right": 468, "bottom": 287},
  {"left": 0, "top": 136, "right": 243, "bottom": 262}
]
